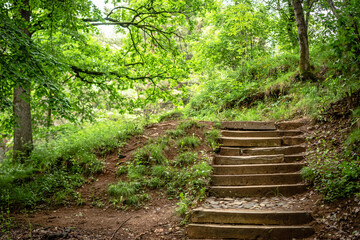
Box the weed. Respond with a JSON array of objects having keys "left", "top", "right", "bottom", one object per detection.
[
  {"left": 166, "top": 128, "right": 185, "bottom": 138},
  {"left": 151, "top": 165, "right": 170, "bottom": 179},
  {"left": 301, "top": 167, "right": 316, "bottom": 183},
  {"left": 128, "top": 164, "right": 148, "bottom": 181},
  {"left": 178, "top": 119, "right": 203, "bottom": 131},
  {"left": 174, "top": 151, "right": 198, "bottom": 167},
  {"left": 133, "top": 144, "right": 168, "bottom": 165},
  {"left": 176, "top": 193, "right": 190, "bottom": 218},
  {"left": 108, "top": 181, "right": 141, "bottom": 198},
  {"left": 205, "top": 129, "right": 221, "bottom": 151},
  {"left": 73, "top": 192, "right": 85, "bottom": 206},
  {"left": 116, "top": 165, "right": 128, "bottom": 176},
  {"left": 91, "top": 199, "right": 104, "bottom": 208},
  {"left": 0, "top": 207, "right": 14, "bottom": 239},
  {"left": 148, "top": 177, "right": 165, "bottom": 189},
  {"left": 177, "top": 135, "right": 201, "bottom": 150}
]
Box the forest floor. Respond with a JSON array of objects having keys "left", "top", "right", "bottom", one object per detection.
[{"left": 4, "top": 113, "right": 360, "bottom": 239}]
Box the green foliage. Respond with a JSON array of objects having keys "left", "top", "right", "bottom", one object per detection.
[
  {"left": 108, "top": 181, "right": 141, "bottom": 198},
  {"left": 133, "top": 143, "right": 168, "bottom": 165},
  {"left": 176, "top": 193, "right": 190, "bottom": 220},
  {"left": 128, "top": 164, "right": 148, "bottom": 181},
  {"left": 177, "top": 136, "right": 201, "bottom": 150},
  {"left": 0, "top": 120, "right": 142, "bottom": 208},
  {"left": 111, "top": 122, "right": 212, "bottom": 212},
  {"left": 303, "top": 158, "right": 360, "bottom": 202},
  {"left": 205, "top": 129, "right": 221, "bottom": 151},
  {"left": 0, "top": 207, "right": 14, "bottom": 239},
  {"left": 303, "top": 128, "right": 360, "bottom": 202},
  {"left": 345, "top": 128, "right": 360, "bottom": 157},
  {"left": 174, "top": 151, "right": 198, "bottom": 167},
  {"left": 158, "top": 109, "right": 184, "bottom": 122},
  {"left": 166, "top": 128, "right": 186, "bottom": 138},
  {"left": 165, "top": 119, "right": 203, "bottom": 139},
  {"left": 178, "top": 119, "right": 203, "bottom": 131},
  {"left": 191, "top": 0, "right": 273, "bottom": 69},
  {"left": 151, "top": 165, "right": 170, "bottom": 179}
]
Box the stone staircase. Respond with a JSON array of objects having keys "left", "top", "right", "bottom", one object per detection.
[{"left": 187, "top": 121, "right": 314, "bottom": 239}]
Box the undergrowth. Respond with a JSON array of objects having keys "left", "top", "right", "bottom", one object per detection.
[
  {"left": 0, "top": 121, "right": 143, "bottom": 208},
  {"left": 184, "top": 51, "right": 360, "bottom": 121},
  {"left": 109, "top": 119, "right": 215, "bottom": 222},
  {"left": 302, "top": 109, "right": 360, "bottom": 201}
]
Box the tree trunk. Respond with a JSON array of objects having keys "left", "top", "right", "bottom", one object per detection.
[
  {"left": 13, "top": 0, "right": 33, "bottom": 161},
  {"left": 292, "top": 0, "right": 312, "bottom": 79}
]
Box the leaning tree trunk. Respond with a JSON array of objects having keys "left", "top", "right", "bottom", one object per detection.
[
  {"left": 292, "top": 0, "right": 312, "bottom": 79},
  {"left": 13, "top": 0, "right": 33, "bottom": 161}
]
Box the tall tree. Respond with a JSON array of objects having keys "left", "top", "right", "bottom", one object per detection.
[
  {"left": 12, "top": 0, "right": 33, "bottom": 160},
  {"left": 1, "top": 0, "right": 213, "bottom": 160},
  {"left": 292, "top": 0, "right": 312, "bottom": 79}
]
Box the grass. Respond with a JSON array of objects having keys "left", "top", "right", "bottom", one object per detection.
[
  {"left": 174, "top": 151, "right": 198, "bottom": 167},
  {"left": 177, "top": 136, "right": 201, "bottom": 150},
  {"left": 109, "top": 119, "right": 213, "bottom": 213},
  {"left": 0, "top": 120, "right": 143, "bottom": 208},
  {"left": 183, "top": 49, "right": 360, "bottom": 122}
]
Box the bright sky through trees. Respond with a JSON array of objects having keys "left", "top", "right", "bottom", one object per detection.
[{"left": 92, "top": 0, "right": 116, "bottom": 36}]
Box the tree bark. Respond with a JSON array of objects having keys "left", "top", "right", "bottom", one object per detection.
[
  {"left": 292, "top": 0, "right": 312, "bottom": 79},
  {"left": 13, "top": 0, "right": 33, "bottom": 161}
]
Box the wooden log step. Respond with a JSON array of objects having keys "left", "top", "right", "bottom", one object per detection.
[
  {"left": 213, "top": 163, "right": 305, "bottom": 175},
  {"left": 221, "top": 121, "right": 276, "bottom": 130},
  {"left": 220, "top": 136, "right": 305, "bottom": 147},
  {"left": 219, "top": 145, "right": 306, "bottom": 156},
  {"left": 190, "top": 208, "right": 313, "bottom": 225},
  {"left": 211, "top": 173, "right": 302, "bottom": 186},
  {"left": 214, "top": 154, "right": 284, "bottom": 165},
  {"left": 221, "top": 130, "right": 303, "bottom": 138},
  {"left": 187, "top": 224, "right": 315, "bottom": 239},
  {"left": 210, "top": 184, "right": 308, "bottom": 197}
]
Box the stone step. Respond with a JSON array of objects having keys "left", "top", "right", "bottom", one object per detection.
[
  {"left": 210, "top": 184, "right": 308, "bottom": 197},
  {"left": 187, "top": 224, "right": 314, "bottom": 239},
  {"left": 221, "top": 130, "right": 303, "bottom": 138},
  {"left": 213, "top": 163, "right": 305, "bottom": 175},
  {"left": 219, "top": 145, "right": 306, "bottom": 156},
  {"left": 214, "top": 154, "right": 303, "bottom": 164},
  {"left": 190, "top": 209, "right": 313, "bottom": 225},
  {"left": 220, "top": 136, "right": 305, "bottom": 147},
  {"left": 221, "top": 121, "right": 276, "bottom": 130},
  {"left": 211, "top": 173, "right": 302, "bottom": 186}
]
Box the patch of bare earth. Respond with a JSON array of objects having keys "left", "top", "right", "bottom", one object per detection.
[{"left": 7, "top": 120, "right": 214, "bottom": 240}]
